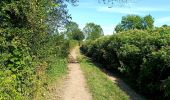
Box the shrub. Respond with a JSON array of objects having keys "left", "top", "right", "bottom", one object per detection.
[{"left": 80, "top": 27, "right": 170, "bottom": 99}]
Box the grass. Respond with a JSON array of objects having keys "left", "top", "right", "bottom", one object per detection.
[
  {"left": 78, "top": 55, "right": 129, "bottom": 100},
  {"left": 35, "top": 56, "right": 68, "bottom": 100},
  {"left": 46, "top": 57, "right": 68, "bottom": 83}
]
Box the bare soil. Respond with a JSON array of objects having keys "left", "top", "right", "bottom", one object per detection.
[{"left": 60, "top": 47, "right": 92, "bottom": 100}]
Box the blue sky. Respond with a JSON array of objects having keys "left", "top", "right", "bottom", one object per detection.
[{"left": 67, "top": 0, "right": 170, "bottom": 35}]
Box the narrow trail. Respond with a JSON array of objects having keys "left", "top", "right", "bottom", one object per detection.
[
  {"left": 60, "top": 47, "right": 92, "bottom": 100},
  {"left": 48, "top": 47, "right": 144, "bottom": 100}
]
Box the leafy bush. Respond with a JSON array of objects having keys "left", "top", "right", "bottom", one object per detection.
[
  {"left": 0, "top": 0, "right": 72, "bottom": 99},
  {"left": 0, "top": 28, "right": 36, "bottom": 99},
  {"left": 80, "top": 28, "right": 170, "bottom": 99},
  {"left": 162, "top": 77, "right": 170, "bottom": 99}
]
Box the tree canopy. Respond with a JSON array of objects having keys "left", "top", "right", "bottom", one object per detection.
[
  {"left": 65, "top": 21, "right": 84, "bottom": 41},
  {"left": 115, "top": 15, "right": 154, "bottom": 33},
  {"left": 83, "top": 23, "right": 104, "bottom": 40}
]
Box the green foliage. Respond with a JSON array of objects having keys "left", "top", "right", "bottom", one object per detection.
[
  {"left": 162, "top": 77, "right": 170, "bottom": 99},
  {"left": 35, "top": 56, "right": 68, "bottom": 100},
  {"left": 138, "top": 47, "right": 170, "bottom": 97},
  {"left": 81, "top": 27, "right": 170, "bottom": 99},
  {"left": 143, "top": 15, "right": 154, "bottom": 29},
  {"left": 83, "top": 23, "right": 104, "bottom": 40},
  {"left": 0, "top": 70, "right": 22, "bottom": 100},
  {"left": 65, "top": 21, "right": 85, "bottom": 41},
  {"left": 115, "top": 15, "right": 154, "bottom": 33},
  {"left": 0, "top": 0, "right": 72, "bottom": 99},
  {"left": 0, "top": 28, "right": 36, "bottom": 99},
  {"left": 72, "top": 29, "right": 85, "bottom": 41}
]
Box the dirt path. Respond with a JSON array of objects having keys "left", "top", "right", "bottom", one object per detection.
[
  {"left": 60, "top": 47, "right": 92, "bottom": 100},
  {"left": 48, "top": 47, "right": 144, "bottom": 100}
]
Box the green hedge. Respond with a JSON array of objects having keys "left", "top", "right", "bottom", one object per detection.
[
  {"left": 0, "top": 0, "right": 71, "bottom": 99},
  {"left": 80, "top": 27, "right": 170, "bottom": 99},
  {"left": 0, "top": 28, "right": 69, "bottom": 99}
]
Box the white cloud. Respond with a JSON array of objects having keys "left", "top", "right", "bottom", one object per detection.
[
  {"left": 135, "top": 7, "right": 170, "bottom": 12},
  {"left": 97, "top": 6, "right": 170, "bottom": 14},
  {"left": 155, "top": 17, "right": 170, "bottom": 25},
  {"left": 97, "top": 7, "right": 141, "bottom": 14}
]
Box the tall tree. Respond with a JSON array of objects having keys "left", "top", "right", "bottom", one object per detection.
[
  {"left": 115, "top": 14, "right": 154, "bottom": 33},
  {"left": 72, "top": 28, "right": 85, "bottom": 41},
  {"left": 65, "top": 21, "right": 84, "bottom": 41},
  {"left": 143, "top": 15, "right": 154, "bottom": 29},
  {"left": 122, "top": 15, "right": 143, "bottom": 30},
  {"left": 83, "top": 23, "right": 104, "bottom": 40}
]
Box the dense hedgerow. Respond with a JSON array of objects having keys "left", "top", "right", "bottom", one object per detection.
[
  {"left": 0, "top": 0, "right": 72, "bottom": 99},
  {"left": 80, "top": 27, "right": 170, "bottom": 99},
  {"left": 0, "top": 29, "right": 69, "bottom": 100}
]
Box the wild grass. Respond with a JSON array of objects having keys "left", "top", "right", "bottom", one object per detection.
[
  {"left": 35, "top": 56, "right": 68, "bottom": 100},
  {"left": 46, "top": 57, "right": 68, "bottom": 83},
  {"left": 79, "top": 55, "right": 129, "bottom": 100}
]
